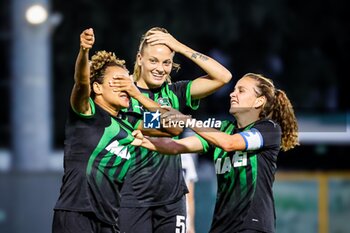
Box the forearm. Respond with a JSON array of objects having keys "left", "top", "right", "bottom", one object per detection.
[
  {"left": 192, "top": 126, "right": 227, "bottom": 147},
  {"left": 133, "top": 93, "right": 161, "bottom": 111},
  {"left": 183, "top": 47, "right": 232, "bottom": 99},
  {"left": 74, "top": 48, "right": 90, "bottom": 84},
  {"left": 141, "top": 136, "right": 203, "bottom": 155},
  {"left": 191, "top": 120, "right": 245, "bottom": 152},
  {"left": 70, "top": 47, "right": 91, "bottom": 113},
  {"left": 142, "top": 128, "right": 180, "bottom": 137},
  {"left": 141, "top": 137, "right": 180, "bottom": 154},
  {"left": 179, "top": 46, "right": 232, "bottom": 84}
]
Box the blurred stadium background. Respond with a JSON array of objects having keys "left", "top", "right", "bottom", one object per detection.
[{"left": 0, "top": 0, "right": 349, "bottom": 232}]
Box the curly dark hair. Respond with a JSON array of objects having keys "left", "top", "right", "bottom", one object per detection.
[{"left": 89, "top": 50, "right": 126, "bottom": 98}]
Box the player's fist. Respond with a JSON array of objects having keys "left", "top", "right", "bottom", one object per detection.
[
  {"left": 80, "top": 28, "right": 95, "bottom": 50},
  {"left": 131, "top": 130, "right": 144, "bottom": 146}
]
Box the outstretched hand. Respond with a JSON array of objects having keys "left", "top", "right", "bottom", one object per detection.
[{"left": 80, "top": 28, "right": 95, "bottom": 50}]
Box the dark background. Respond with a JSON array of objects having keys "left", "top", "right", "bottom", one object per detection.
[{"left": 0, "top": 1, "right": 349, "bottom": 233}]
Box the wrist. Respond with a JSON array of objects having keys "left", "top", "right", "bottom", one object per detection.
[
  {"left": 132, "top": 91, "right": 143, "bottom": 100},
  {"left": 80, "top": 46, "right": 89, "bottom": 52}
]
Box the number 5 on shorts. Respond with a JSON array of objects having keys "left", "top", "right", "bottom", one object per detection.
[{"left": 175, "top": 215, "right": 186, "bottom": 233}]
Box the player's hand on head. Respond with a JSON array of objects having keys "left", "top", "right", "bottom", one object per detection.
[{"left": 145, "top": 30, "right": 181, "bottom": 52}]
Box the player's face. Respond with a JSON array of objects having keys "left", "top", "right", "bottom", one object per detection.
[
  {"left": 137, "top": 44, "right": 174, "bottom": 89},
  {"left": 102, "top": 66, "right": 130, "bottom": 109},
  {"left": 229, "top": 77, "right": 261, "bottom": 115}
]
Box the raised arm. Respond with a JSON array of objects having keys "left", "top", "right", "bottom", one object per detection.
[
  {"left": 70, "top": 28, "right": 95, "bottom": 114},
  {"left": 146, "top": 30, "right": 232, "bottom": 99}
]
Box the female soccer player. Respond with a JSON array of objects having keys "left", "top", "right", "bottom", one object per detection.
[
  {"left": 114, "top": 27, "right": 232, "bottom": 233},
  {"left": 53, "top": 28, "right": 143, "bottom": 233},
  {"left": 137, "top": 73, "right": 299, "bottom": 233}
]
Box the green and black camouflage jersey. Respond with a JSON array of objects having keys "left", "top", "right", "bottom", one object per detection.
[
  {"left": 198, "top": 119, "right": 281, "bottom": 233},
  {"left": 120, "top": 80, "right": 200, "bottom": 207},
  {"left": 54, "top": 98, "right": 141, "bottom": 225}
]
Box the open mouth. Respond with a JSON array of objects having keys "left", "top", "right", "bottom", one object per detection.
[
  {"left": 119, "top": 91, "right": 130, "bottom": 101},
  {"left": 152, "top": 73, "right": 164, "bottom": 81}
]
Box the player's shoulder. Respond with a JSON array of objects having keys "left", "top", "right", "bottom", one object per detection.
[
  {"left": 167, "top": 80, "right": 190, "bottom": 89},
  {"left": 258, "top": 119, "right": 279, "bottom": 128},
  {"left": 253, "top": 119, "right": 281, "bottom": 134}
]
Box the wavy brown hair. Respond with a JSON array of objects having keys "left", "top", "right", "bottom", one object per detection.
[
  {"left": 89, "top": 50, "right": 126, "bottom": 99},
  {"left": 133, "top": 27, "right": 180, "bottom": 83},
  {"left": 243, "top": 73, "right": 299, "bottom": 151}
]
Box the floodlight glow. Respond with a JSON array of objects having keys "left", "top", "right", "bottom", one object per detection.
[{"left": 25, "top": 5, "right": 48, "bottom": 25}]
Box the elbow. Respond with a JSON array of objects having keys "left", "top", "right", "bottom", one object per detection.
[
  {"left": 166, "top": 141, "right": 188, "bottom": 155},
  {"left": 220, "top": 145, "right": 233, "bottom": 153},
  {"left": 211, "top": 71, "right": 232, "bottom": 86},
  {"left": 171, "top": 145, "right": 190, "bottom": 155},
  {"left": 222, "top": 71, "right": 232, "bottom": 84}
]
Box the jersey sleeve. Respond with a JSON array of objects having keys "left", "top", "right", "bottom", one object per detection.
[
  {"left": 195, "top": 134, "right": 211, "bottom": 153},
  {"left": 70, "top": 97, "right": 96, "bottom": 118},
  {"left": 170, "top": 80, "right": 200, "bottom": 111},
  {"left": 245, "top": 120, "right": 281, "bottom": 151}
]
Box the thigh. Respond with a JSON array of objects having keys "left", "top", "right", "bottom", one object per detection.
[
  {"left": 153, "top": 196, "right": 187, "bottom": 233},
  {"left": 119, "top": 207, "right": 152, "bottom": 233},
  {"left": 52, "top": 210, "right": 95, "bottom": 233},
  {"left": 52, "top": 210, "right": 117, "bottom": 233}
]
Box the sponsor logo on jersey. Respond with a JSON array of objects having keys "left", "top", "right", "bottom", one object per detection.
[
  {"left": 215, "top": 151, "right": 248, "bottom": 174},
  {"left": 157, "top": 97, "right": 171, "bottom": 106},
  {"left": 105, "top": 140, "right": 131, "bottom": 159}
]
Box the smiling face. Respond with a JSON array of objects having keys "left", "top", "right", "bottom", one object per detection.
[
  {"left": 229, "top": 76, "right": 265, "bottom": 116},
  {"left": 93, "top": 66, "right": 130, "bottom": 110},
  {"left": 136, "top": 44, "right": 174, "bottom": 89}
]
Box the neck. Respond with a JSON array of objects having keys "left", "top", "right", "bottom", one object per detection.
[
  {"left": 136, "top": 80, "right": 149, "bottom": 89},
  {"left": 234, "top": 111, "right": 260, "bottom": 128},
  {"left": 94, "top": 98, "right": 120, "bottom": 117},
  {"left": 136, "top": 78, "right": 161, "bottom": 90}
]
